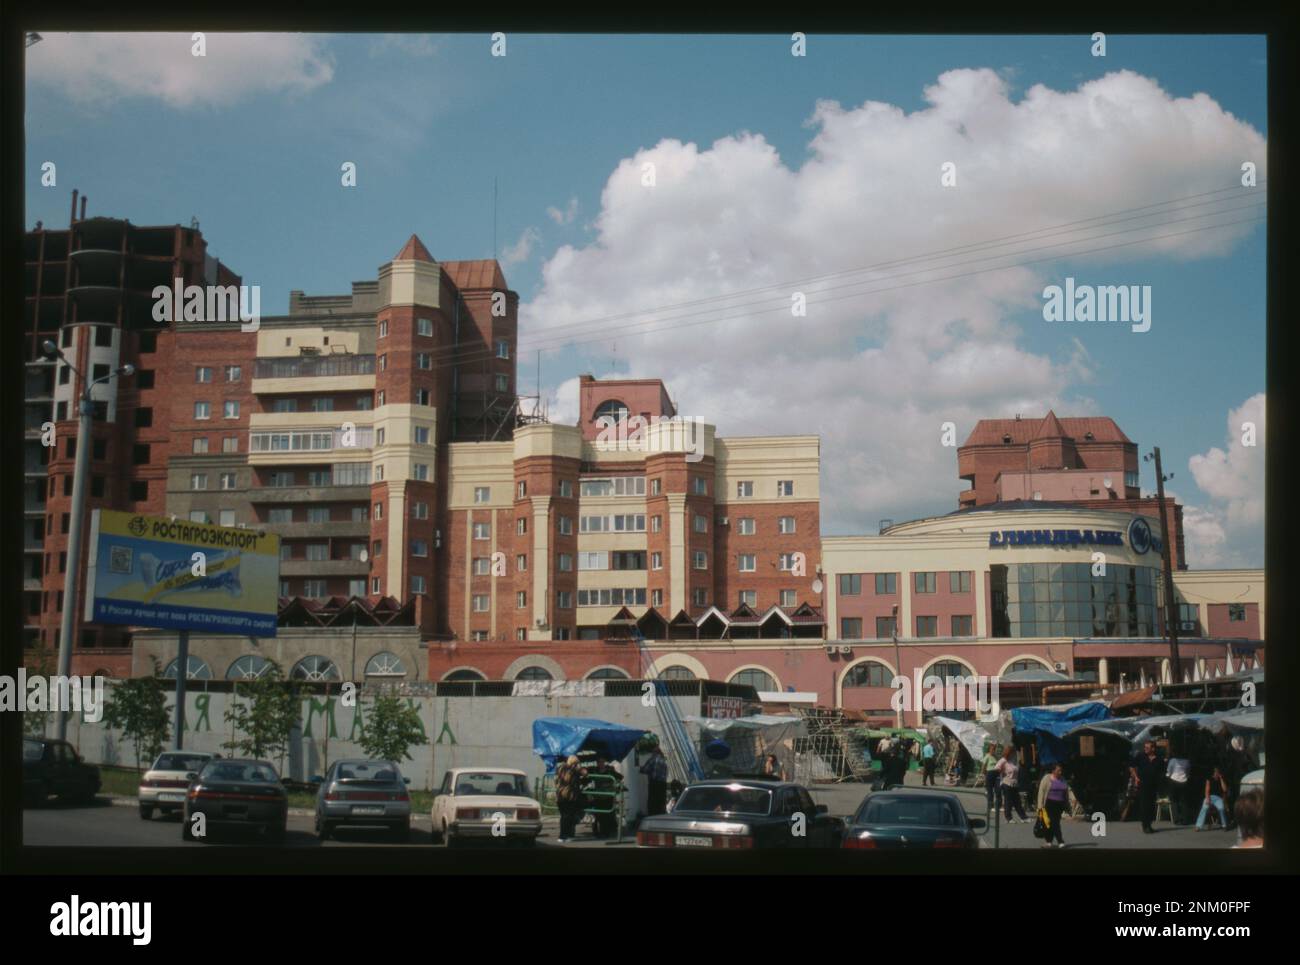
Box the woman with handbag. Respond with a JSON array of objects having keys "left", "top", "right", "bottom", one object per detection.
[{"left": 1036, "top": 763, "right": 1070, "bottom": 848}]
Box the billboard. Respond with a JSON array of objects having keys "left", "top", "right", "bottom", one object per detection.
[{"left": 85, "top": 510, "right": 280, "bottom": 637}]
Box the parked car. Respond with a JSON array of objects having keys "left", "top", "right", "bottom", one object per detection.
[
  {"left": 139, "top": 751, "right": 218, "bottom": 820},
  {"left": 315, "top": 759, "right": 412, "bottom": 841},
  {"left": 23, "top": 738, "right": 100, "bottom": 807},
  {"left": 841, "top": 788, "right": 985, "bottom": 850},
  {"left": 182, "top": 759, "right": 288, "bottom": 843},
  {"left": 430, "top": 768, "right": 542, "bottom": 846},
  {"left": 637, "top": 778, "right": 843, "bottom": 849}
]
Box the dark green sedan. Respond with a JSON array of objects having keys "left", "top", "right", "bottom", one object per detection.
[{"left": 841, "top": 788, "right": 986, "bottom": 849}]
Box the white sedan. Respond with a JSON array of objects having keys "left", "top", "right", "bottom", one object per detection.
[
  {"left": 139, "top": 750, "right": 218, "bottom": 820},
  {"left": 431, "top": 768, "right": 542, "bottom": 846}
]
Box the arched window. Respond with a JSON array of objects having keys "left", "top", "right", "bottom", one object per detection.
[
  {"left": 291, "top": 655, "right": 341, "bottom": 682},
  {"left": 444, "top": 668, "right": 485, "bottom": 682},
  {"left": 594, "top": 399, "right": 630, "bottom": 425},
  {"left": 226, "top": 655, "right": 272, "bottom": 680},
  {"left": 927, "top": 660, "right": 972, "bottom": 681},
  {"left": 729, "top": 668, "right": 776, "bottom": 692},
  {"left": 586, "top": 667, "right": 629, "bottom": 680},
  {"left": 843, "top": 661, "right": 894, "bottom": 688},
  {"left": 515, "top": 666, "right": 552, "bottom": 681},
  {"left": 1008, "top": 659, "right": 1048, "bottom": 674},
  {"left": 163, "top": 656, "right": 212, "bottom": 680},
  {"left": 364, "top": 651, "right": 406, "bottom": 677},
  {"left": 658, "top": 665, "right": 696, "bottom": 681}
]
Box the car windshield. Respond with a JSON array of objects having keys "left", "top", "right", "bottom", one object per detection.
[
  {"left": 675, "top": 785, "right": 773, "bottom": 816},
  {"left": 337, "top": 762, "right": 401, "bottom": 784},
  {"left": 23, "top": 740, "right": 44, "bottom": 762},
  {"left": 202, "top": 762, "right": 279, "bottom": 784},
  {"left": 455, "top": 773, "right": 529, "bottom": 796},
  {"left": 859, "top": 797, "right": 962, "bottom": 827},
  {"left": 154, "top": 753, "right": 211, "bottom": 773}
]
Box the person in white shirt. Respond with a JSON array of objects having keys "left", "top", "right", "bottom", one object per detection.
[{"left": 995, "top": 746, "right": 1028, "bottom": 823}]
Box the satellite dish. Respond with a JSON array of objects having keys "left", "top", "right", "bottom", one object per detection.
[
  {"left": 811, "top": 578, "right": 824, "bottom": 595},
  {"left": 1103, "top": 478, "right": 1113, "bottom": 489},
  {"left": 359, "top": 549, "right": 369, "bottom": 563}
]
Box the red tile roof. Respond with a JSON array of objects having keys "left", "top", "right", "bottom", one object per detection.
[
  {"left": 963, "top": 415, "right": 1132, "bottom": 447},
  {"left": 393, "top": 234, "right": 435, "bottom": 263},
  {"left": 442, "top": 258, "right": 507, "bottom": 292}
]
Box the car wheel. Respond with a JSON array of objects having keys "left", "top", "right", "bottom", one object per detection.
[{"left": 139, "top": 804, "right": 154, "bottom": 821}]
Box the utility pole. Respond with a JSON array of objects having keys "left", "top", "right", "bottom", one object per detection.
[
  {"left": 891, "top": 603, "right": 903, "bottom": 728},
  {"left": 42, "top": 339, "right": 134, "bottom": 740},
  {"left": 1146, "top": 447, "right": 1182, "bottom": 683}
]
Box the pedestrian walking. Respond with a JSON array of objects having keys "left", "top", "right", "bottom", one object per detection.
[
  {"left": 1129, "top": 739, "right": 1165, "bottom": 834},
  {"left": 995, "top": 746, "right": 1027, "bottom": 822},
  {"left": 982, "top": 744, "right": 1002, "bottom": 813},
  {"left": 1036, "top": 763, "right": 1070, "bottom": 848},
  {"left": 639, "top": 744, "right": 669, "bottom": 817},
  {"left": 554, "top": 755, "right": 588, "bottom": 843},
  {"left": 1195, "top": 766, "right": 1231, "bottom": 832},
  {"left": 922, "top": 739, "right": 937, "bottom": 786}
]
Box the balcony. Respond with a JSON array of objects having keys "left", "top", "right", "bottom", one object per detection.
[
  {"left": 261, "top": 520, "right": 370, "bottom": 539},
  {"left": 252, "top": 354, "right": 376, "bottom": 395},
  {"left": 279, "top": 559, "right": 369, "bottom": 577},
  {"left": 249, "top": 485, "right": 370, "bottom": 504}
]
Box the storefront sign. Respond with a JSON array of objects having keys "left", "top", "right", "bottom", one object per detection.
[
  {"left": 704, "top": 696, "right": 745, "bottom": 719},
  {"left": 988, "top": 528, "right": 1124, "bottom": 548},
  {"left": 1127, "top": 516, "right": 1163, "bottom": 555}
]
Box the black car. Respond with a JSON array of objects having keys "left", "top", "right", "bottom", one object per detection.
[
  {"left": 841, "top": 788, "right": 985, "bottom": 850},
  {"left": 182, "top": 758, "right": 288, "bottom": 843},
  {"left": 637, "top": 779, "right": 843, "bottom": 849},
  {"left": 23, "top": 738, "right": 100, "bottom": 807}
]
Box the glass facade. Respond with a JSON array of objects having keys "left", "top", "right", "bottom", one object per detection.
[{"left": 990, "top": 562, "right": 1159, "bottom": 638}]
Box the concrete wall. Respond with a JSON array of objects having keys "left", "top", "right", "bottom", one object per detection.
[{"left": 57, "top": 682, "right": 698, "bottom": 792}]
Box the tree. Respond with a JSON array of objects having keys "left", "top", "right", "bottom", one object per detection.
[
  {"left": 358, "top": 694, "right": 427, "bottom": 764},
  {"left": 102, "top": 664, "right": 170, "bottom": 772},
  {"left": 222, "top": 661, "right": 298, "bottom": 761}
]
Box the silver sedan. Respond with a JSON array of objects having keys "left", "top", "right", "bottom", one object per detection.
[{"left": 315, "top": 759, "right": 412, "bottom": 841}]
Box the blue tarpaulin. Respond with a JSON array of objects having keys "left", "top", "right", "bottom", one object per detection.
[
  {"left": 532, "top": 718, "right": 647, "bottom": 773},
  {"left": 1011, "top": 701, "right": 1112, "bottom": 766}
]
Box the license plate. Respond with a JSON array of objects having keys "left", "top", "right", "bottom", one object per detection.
[
  {"left": 351, "top": 806, "right": 385, "bottom": 816},
  {"left": 674, "top": 835, "right": 713, "bottom": 848},
  {"left": 158, "top": 793, "right": 185, "bottom": 802}
]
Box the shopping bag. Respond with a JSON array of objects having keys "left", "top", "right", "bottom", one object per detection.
[{"left": 1033, "top": 808, "right": 1050, "bottom": 838}]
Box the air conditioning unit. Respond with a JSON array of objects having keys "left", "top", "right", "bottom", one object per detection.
[
  {"left": 1179, "top": 622, "right": 1196, "bottom": 633},
  {"left": 824, "top": 645, "right": 837, "bottom": 656},
  {"left": 1054, "top": 662, "right": 1066, "bottom": 672},
  {"left": 838, "top": 645, "right": 852, "bottom": 654}
]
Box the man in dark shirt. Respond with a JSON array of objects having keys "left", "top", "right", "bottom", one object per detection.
[{"left": 1129, "top": 740, "right": 1166, "bottom": 834}]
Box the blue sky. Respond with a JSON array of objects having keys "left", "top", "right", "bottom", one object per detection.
[{"left": 26, "top": 33, "right": 1267, "bottom": 565}]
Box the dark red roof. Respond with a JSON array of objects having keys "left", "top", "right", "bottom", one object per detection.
[
  {"left": 393, "top": 234, "right": 435, "bottom": 263},
  {"left": 442, "top": 259, "right": 507, "bottom": 292},
  {"left": 963, "top": 415, "right": 1132, "bottom": 447}
]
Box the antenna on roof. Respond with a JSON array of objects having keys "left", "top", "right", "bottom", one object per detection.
[{"left": 493, "top": 176, "right": 498, "bottom": 262}]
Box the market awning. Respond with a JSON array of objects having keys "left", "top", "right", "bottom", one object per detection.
[
  {"left": 1110, "top": 686, "right": 1157, "bottom": 711},
  {"left": 531, "top": 718, "right": 647, "bottom": 773}
]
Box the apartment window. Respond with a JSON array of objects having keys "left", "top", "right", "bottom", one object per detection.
[
  {"left": 876, "top": 617, "right": 896, "bottom": 639},
  {"left": 411, "top": 576, "right": 427, "bottom": 595},
  {"left": 777, "top": 480, "right": 794, "bottom": 497},
  {"left": 196, "top": 367, "right": 212, "bottom": 383},
  {"left": 412, "top": 464, "right": 428, "bottom": 481},
  {"left": 219, "top": 510, "right": 236, "bottom": 527},
  {"left": 780, "top": 589, "right": 796, "bottom": 607},
  {"left": 951, "top": 615, "right": 974, "bottom": 636},
  {"left": 375, "top": 465, "right": 384, "bottom": 481},
  {"left": 272, "top": 399, "right": 297, "bottom": 413},
  {"left": 56, "top": 400, "right": 68, "bottom": 420},
  {"left": 220, "top": 472, "right": 237, "bottom": 490},
  {"left": 496, "top": 339, "right": 510, "bottom": 359},
  {"left": 267, "top": 508, "right": 292, "bottom": 524},
  {"left": 58, "top": 365, "right": 71, "bottom": 386},
  {"left": 736, "top": 590, "right": 756, "bottom": 608},
  {"left": 950, "top": 571, "right": 972, "bottom": 593},
  {"left": 348, "top": 579, "right": 366, "bottom": 597},
  {"left": 193, "top": 437, "right": 209, "bottom": 454},
  {"left": 693, "top": 588, "right": 708, "bottom": 607},
  {"left": 376, "top": 428, "right": 385, "bottom": 445},
  {"left": 517, "top": 481, "right": 527, "bottom": 499},
  {"left": 127, "top": 480, "right": 146, "bottom": 502},
  {"left": 875, "top": 573, "right": 897, "bottom": 595},
  {"left": 226, "top": 365, "right": 241, "bottom": 382},
  {"left": 306, "top": 544, "right": 328, "bottom": 561},
  {"left": 418, "top": 318, "right": 433, "bottom": 337},
  {"left": 694, "top": 551, "right": 707, "bottom": 570},
  {"left": 377, "top": 390, "right": 385, "bottom": 406},
  {"left": 778, "top": 554, "right": 797, "bottom": 571},
  {"left": 194, "top": 402, "right": 210, "bottom": 420},
  {"left": 916, "top": 616, "right": 938, "bottom": 637},
  {"left": 90, "top": 475, "right": 106, "bottom": 498},
  {"left": 694, "top": 515, "right": 707, "bottom": 534},
  {"left": 372, "top": 539, "right": 382, "bottom": 557},
  {"left": 559, "top": 479, "right": 572, "bottom": 498},
  {"left": 1228, "top": 604, "right": 1247, "bottom": 622},
  {"left": 92, "top": 438, "right": 108, "bottom": 460},
  {"left": 136, "top": 370, "right": 155, "bottom": 389},
  {"left": 515, "top": 628, "right": 527, "bottom": 641},
  {"left": 136, "top": 407, "right": 153, "bottom": 427},
  {"left": 378, "top": 354, "right": 387, "bottom": 372},
  {"left": 413, "top": 426, "right": 430, "bottom": 445},
  {"left": 411, "top": 540, "right": 429, "bottom": 558},
  {"left": 371, "top": 577, "right": 381, "bottom": 594},
  {"left": 352, "top": 506, "right": 369, "bottom": 524},
  {"left": 557, "top": 553, "right": 573, "bottom": 572},
  {"left": 778, "top": 516, "right": 796, "bottom": 534},
  {"left": 379, "top": 320, "right": 388, "bottom": 338},
  {"left": 190, "top": 473, "right": 208, "bottom": 491},
  {"left": 278, "top": 542, "right": 294, "bottom": 560},
  {"left": 738, "top": 518, "right": 755, "bottom": 536},
  {"left": 494, "top": 374, "right": 509, "bottom": 393},
  {"left": 651, "top": 552, "right": 662, "bottom": 570},
  {"left": 139, "top": 332, "right": 156, "bottom": 353},
  {"left": 517, "top": 518, "right": 527, "bottom": 536},
  {"left": 516, "top": 554, "right": 527, "bottom": 572},
  {"left": 417, "top": 353, "right": 431, "bottom": 370},
  {"left": 270, "top": 471, "right": 294, "bottom": 488},
  {"left": 841, "top": 618, "right": 863, "bottom": 639},
  {"left": 133, "top": 444, "right": 151, "bottom": 465},
  {"left": 738, "top": 554, "right": 756, "bottom": 573},
  {"left": 189, "top": 511, "right": 209, "bottom": 524},
  {"left": 558, "top": 516, "right": 572, "bottom": 535},
  {"left": 839, "top": 574, "right": 861, "bottom": 595},
  {"left": 651, "top": 516, "right": 661, "bottom": 533},
  {"left": 651, "top": 478, "right": 661, "bottom": 495},
  {"left": 311, "top": 398, "right": 334, "bottom": 413},
  {"left": 93, "top": 325, "right": 113, "bottom": 347},
  {"left": 415, "top": 388, "right": 431, "bottom": 406},
  {"left": 736, "top": 480, "right": 753, "bottom": 498},
  {"left": 223, "top": 436, "right": 238, "bottom": 453},
  {"left": 652, "top": 589, "right": 664, "bottom": 607},
  {"left": 914, "top": 572, "right": 937, "bottom": 594},
  {"left": 473, "top": 522, "right": 490, "bottom": 540},
  {"left": 308, "top": 507, "right": 330, "bottom": 524},
  {"left": 517, "top": 591, "right": 527, "bottom": 608},
  {"left": 355, "top": 396, "right": 372, "bottom": 410},
  {"left": 557, "top": 591, "right": 573, "bottom": 610},
  {"left": 474, "top": 486, "right": 490, "bottom": 503},
  {"left": 413, "top": 501, "right": 428, "bottom": 520},
  {"left": 692, "top": 477, "right": 707, "bottom": 496}
]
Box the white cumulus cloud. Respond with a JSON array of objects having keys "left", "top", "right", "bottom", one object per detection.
[{"left": 1183, "top": 393, "right": 1264, "bottom": 566}]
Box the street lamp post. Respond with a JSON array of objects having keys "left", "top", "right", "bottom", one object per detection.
[
  {"left": 1144, "top": 447, "right": 1182, "bottom": 684},
  {"left": 42, "top": 339, "right": 134, "bottom": 741}
]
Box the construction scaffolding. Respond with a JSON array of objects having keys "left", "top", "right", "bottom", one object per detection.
[{"left": 792, "top": 708, "right": 875, "bottom": 784}]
